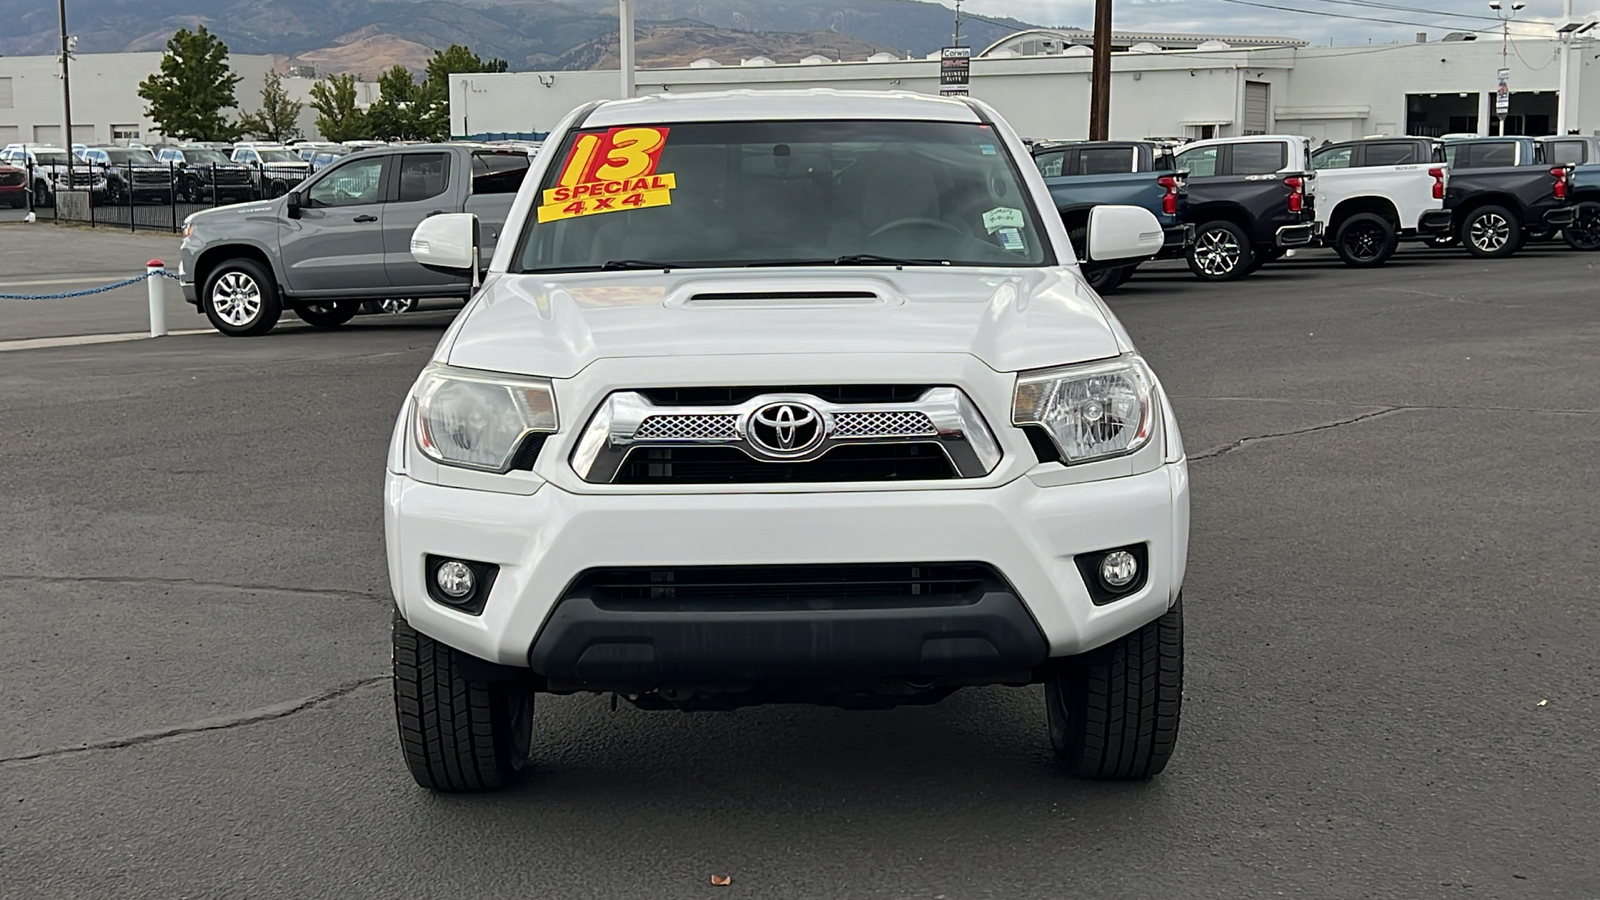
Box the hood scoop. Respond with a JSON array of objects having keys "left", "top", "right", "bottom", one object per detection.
[
  {"left": 686, "top": 289, "right": 880, "bottom": 309},
  {"left": 669, "top": 278, "right": 901, "bottom": 310}
]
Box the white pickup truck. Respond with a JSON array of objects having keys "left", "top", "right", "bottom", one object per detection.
[
  {"left": 1309, "top": 137, "right": 1453, "bottom": 267},
  {"left": 385, "top": 89, "right": 1190, "bottom": 792}
]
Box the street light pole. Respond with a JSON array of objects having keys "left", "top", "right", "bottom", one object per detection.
[
  {"left": 619, "top": 0, "right": 636, "bottom": 99},
  {"left": 57, "top": 0, "right": 75, "bottom": 181},
  {"left": 1489, "top": 0, "right": 1524, "bottom": 136}
]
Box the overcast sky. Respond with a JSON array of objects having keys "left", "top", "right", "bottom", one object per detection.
[{"left": 950, "top": 0, "right": 1598, "bottom": 45}]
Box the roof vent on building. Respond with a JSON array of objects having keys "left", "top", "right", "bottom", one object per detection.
[
  {"left": 741, "top": 56, "right": 774, "bottom": 67},
  {"left": 1196, "top": 40, "right": 1232, "bottom": 51},
  {"left": 1416, "top": 32, "right": 1428, "bottom": 43},
  {"left": 800, "top": 54, "right": 832, "bottom": 65},
  {"left": 1129, "top": 42, "right": 1163, "bottom": 53},
  {"left": 1442, "top": 32, "right": 1478, "bottom": 41},
  {"left": 868, "top": 52, "right": 899, "bottom": 62},
  {"left": 690, "top": 58, "right": 721, "bottom": 68},
  {"left": 1063, "top": 45, "right": 1093, "bottom": 57}
]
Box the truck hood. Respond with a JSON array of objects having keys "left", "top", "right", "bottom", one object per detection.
[
  {"left": 186, "top": 199, "right": 281, "bottom": 226},
  {"left": 444, "top": 268, "right": 1123, "bottom": 378}
]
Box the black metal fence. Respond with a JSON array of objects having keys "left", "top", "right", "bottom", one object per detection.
[{"left": 20, "top": 162, "right": 311, "bottom": 233}]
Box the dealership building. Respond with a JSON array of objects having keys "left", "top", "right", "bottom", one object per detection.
[
  {"left": 448, "top": 27, "right": 1600, "bottom": 144},
  {"left": 0, "top": 52, "right": 376, "bottom": 147}
]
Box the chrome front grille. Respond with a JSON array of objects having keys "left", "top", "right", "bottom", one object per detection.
[
  {"left": 571, "top": 387, "right": 1001, "bottom": 484},
  {"left": 833, "top": 410, "right": 937, "bottom": 439},
  {"left": 633, "top": 414, "right": 740, "bottom": 441}
]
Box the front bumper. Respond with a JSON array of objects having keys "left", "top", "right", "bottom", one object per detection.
[
  {"left": 386, "top": 461, "right": 1190, "bottom": 671},
  {"left": 1275, "top": 221, "right": 1321, "bottom": 248}
]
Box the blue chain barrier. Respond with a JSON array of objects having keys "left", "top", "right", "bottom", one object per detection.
[{"left": 0, "top": 271, "right": 172, "bottom": 301}]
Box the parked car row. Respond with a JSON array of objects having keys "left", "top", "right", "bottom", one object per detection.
[
  {"left": 2, "top": 137, "right": 540, "bottom": 210},
  {"left": 1031, "top": 133, "right": 1592, "bottom": 290}
]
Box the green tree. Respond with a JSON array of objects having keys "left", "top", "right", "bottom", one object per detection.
[
  {"left": 308, "top": 73, "right": 370, "bottom": 142},
  {"left": 236, "top": 70, "right": 304, "bottom": 142},
  {"left": 136, "top": 26, "right": 242, "bottom": 141},
  {"left": 365, "top": 65, "right": 427, "bottom": 141},
  {"left": 419, "top": 45, "right": 509, "bottom": 140}
]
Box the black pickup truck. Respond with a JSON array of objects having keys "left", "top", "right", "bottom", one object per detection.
[
  {"left": 1438, "top": 137, "right": 1573, "bottom": 258},
  {"left": 1030, "top": 140, "right": 1188, "bottom": 292},
  {"left": 1171, "top": 136, "right": 1320, "bottom": 281},
  {"left": 1542, "top": 135, "right": 1600, "bottom": 250}
]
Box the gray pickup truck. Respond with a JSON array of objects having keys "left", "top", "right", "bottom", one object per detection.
[{"left": 179, "top": 144, "right": 531, "bottom": 336}]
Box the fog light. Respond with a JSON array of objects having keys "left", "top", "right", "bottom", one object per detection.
[
  {"left": 1099, "top": 550, "right": 1138, "bottom": 590},
  {"left": 434, "top": 560, "right": 475, "bottom": 600}
]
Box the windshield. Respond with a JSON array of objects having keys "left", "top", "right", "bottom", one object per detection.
[
  {"left": 186, "top": 150, "right": 232, "bottom": 165},
  {"left": 514, "top": 119, "right": 1053, "bottom": 272},
  {"left": 258, "top": 150, "right": 301, "bottom": 163},
  {"left": 34, "top": 151, "right": 71, "bottom": 166},
  {"left": 105, "top": 149, "right": 158, "bottom": 164}
]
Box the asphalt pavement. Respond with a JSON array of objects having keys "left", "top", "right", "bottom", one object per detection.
[{"left": 0, "top": 233, "right": 1596, "bottom": 898}]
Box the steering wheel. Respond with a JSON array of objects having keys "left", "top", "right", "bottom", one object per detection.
[{"left": 868, "top": 217, "right": 967, "bottom": 239}]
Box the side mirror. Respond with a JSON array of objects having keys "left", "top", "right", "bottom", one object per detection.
[
  {"left": 1084, "top": 205, "right": 1164, "bottom": 263},
  {"left": 410, "top": 212, "right": 479, "bottom": 273},
  {"left": 285, "top": 190, "right": 302, "bottom": 219}
]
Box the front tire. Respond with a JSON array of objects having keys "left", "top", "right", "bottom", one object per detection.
[
  {"left": 1563, "top": 201, "right": 1600, "bottom": 251},
  {"left": 1462, "top": 205, "right": 1520, "bottom": 258},
  {"left": 202, "top": 259, "right": 282, "bottom": 336},
  {"left": 393, "top": 616, "right": 535, "bottom": 792},
  {"left": 294, "top": 302, "right": 358, "bottom": 328},
  {"left": 1187, "top": 220, "right": 1253, "bottom": 280},
  {"left": 1047, "top": 597, "right": 1183, "bottom": 779},
  {"left": 1332, "top": 212, "right": 1398, "bottom": 267}
]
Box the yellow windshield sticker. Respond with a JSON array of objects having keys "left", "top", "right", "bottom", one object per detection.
[{"left": 536, "top": 126, "right": 675, "bottom": 223}]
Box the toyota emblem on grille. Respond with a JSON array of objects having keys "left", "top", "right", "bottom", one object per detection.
[{"left": 747, "top": 402, "right": 824, "bottom": 456}]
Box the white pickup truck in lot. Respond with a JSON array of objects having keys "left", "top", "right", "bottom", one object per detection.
[
  {"left": 1310, "top": 136, "right": 1454, "bottom": 266},
  {"left": 384, "top": 90, "right": 1191, "bottom": 792}
]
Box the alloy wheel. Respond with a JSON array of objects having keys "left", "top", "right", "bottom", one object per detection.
[
  {"left": 1342, "top": 221, "right": 1384, "bottom": 261},
  {"left": 211, "top": 272, "right": 262, "bottom": 326},
  {"left": 1469, "top": 213, "right": 1510, "bottom": 253},
  {"left": 1195, "top": 227, "right": 1242, "bottom": 276},
  {"left": 1568, "top": 205, "right": 1600, "bottom": 249}
]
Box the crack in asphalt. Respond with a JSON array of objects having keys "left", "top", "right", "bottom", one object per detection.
[
  {"left": 1189, "top": 407, "right": 1406, "bottom": 462},
  {"left": 1174, "top": 396, "right": 1600, "bottom": 416},
  {"left": 0, "top": 677, "right": 387, "bottom": 768},
  {"left": 0, "top": 573, "right": 387, "bottom": 601}
]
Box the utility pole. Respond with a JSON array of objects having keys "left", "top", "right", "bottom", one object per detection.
[
  {"left": 952, "top": 0, "right": 963, "bottom": 46},
  {"left": 57, "top": 0, "right": 75, "bottom": 181},
  {"left": 1489, "top": 0, "right": 1523, "bottom": 136},
  {"left": 619, "top": 0, "right": 636, "bottom": 99},
  {"left": 1088, "top": 0, "right": 1112, "bottom": 140}
]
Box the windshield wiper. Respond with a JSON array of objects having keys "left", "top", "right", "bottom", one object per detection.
[
  {"left": 599, "top": 259, "right": 677, "bottom": 271},
  {"left": 743, "top": 255, "right": 950, "bottom": 268},
  {"left": 832, "top": 254, "right": 950, "bottom": 266}
]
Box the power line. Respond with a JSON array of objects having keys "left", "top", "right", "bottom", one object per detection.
[
  {"left": 1304, "top": 0, "right": 1505, "bottom": 23},
  {"left": 1214, "top": 0, "right": 1500, "bottom": 34}
]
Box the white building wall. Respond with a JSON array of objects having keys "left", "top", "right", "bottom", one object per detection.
[
  {"left": 449, "top": 53, "right": 1282, "bottom": 143},
  {"left": 449, "top": 37, "right": 1600, "bottom": 146}
]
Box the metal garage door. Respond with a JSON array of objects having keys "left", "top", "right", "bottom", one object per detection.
[{"left": 1244, "top": 82, "right": 1270, "bottom": 135}]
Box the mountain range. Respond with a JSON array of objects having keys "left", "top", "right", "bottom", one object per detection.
[{"left": 0, "top": 0, "right": 1047, "bottom": 76}]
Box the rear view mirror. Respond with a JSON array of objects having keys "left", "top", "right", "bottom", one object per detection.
[
  {"left": 1085, "top": 205, "right": 1164, "bottom": 262},
  {"left": 410, "top": 213, "right": 479, "bottom": 273},
  {"left": 285, "top": 190, "right": 301, "bottom": 219}
]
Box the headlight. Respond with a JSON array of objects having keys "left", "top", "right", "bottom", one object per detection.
[
  {"left": 412, "top": 365, "right": 558, "bottom": 471},
  {"left": 1012, "top": 355, "right": 1156, "bottom": 463}
]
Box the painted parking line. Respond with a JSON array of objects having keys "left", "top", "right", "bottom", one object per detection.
[
  {"left": 0, "top": 329, "right": 212, "bottom": 353},
  {"left": 0, "top": 274, "right": 146, "bottom": 289}
]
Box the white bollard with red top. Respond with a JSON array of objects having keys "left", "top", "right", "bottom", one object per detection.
[{"left": 146, "top": 259, "right": 168, "bottom": 338}]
